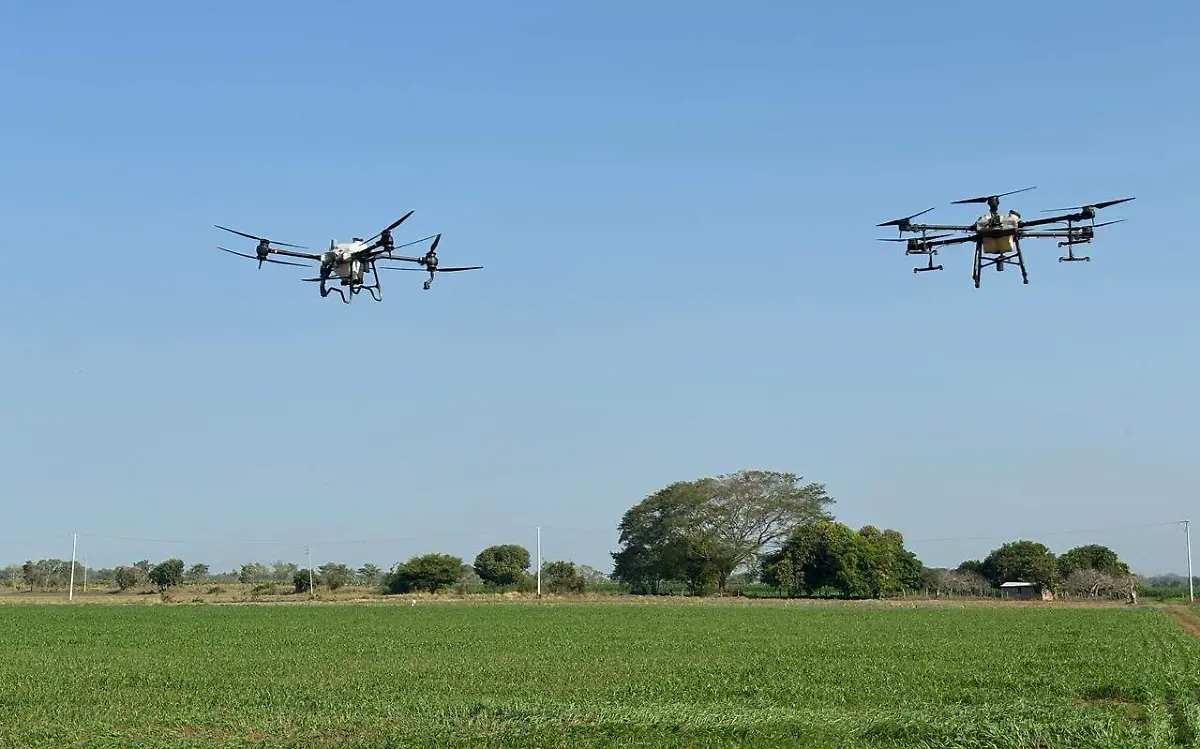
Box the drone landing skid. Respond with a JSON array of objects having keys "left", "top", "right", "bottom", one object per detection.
[
  {"left": 910, "top": 249, "right": 943, "bottom": 274},
  {"left": 312, "top": 263, "right": 386, "bottom": 304},
  {"left": 972, "top": 236, "right": 1028, "bottom": 289}
]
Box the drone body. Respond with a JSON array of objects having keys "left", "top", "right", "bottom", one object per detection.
[
  {"left": 877, "top": 187, "right": 1133, "bottom": 288},
  {"left": 213, "top": 212, "right": 482, "bottom": 303}
]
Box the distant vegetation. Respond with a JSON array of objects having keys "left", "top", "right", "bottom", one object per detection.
[{"left": 1, "top": 469, "right": 1183, "bottom": 602}]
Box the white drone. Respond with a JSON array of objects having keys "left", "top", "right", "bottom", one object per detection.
[{"left": 214, "top": 211, "right": 482, "bottom": 303}]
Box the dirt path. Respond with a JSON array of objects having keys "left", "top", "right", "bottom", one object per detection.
[{"left": 1162, "top": 604, "right": 1200, "bottom": 638}]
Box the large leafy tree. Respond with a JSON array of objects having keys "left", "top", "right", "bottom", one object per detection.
[
  {"left": 385, "top": 553, "right": 464, "bottom": 594},
  {"left": 760, "top": 521, "right": 926, "bottom": 599},
  {"left": 1057, "top": 544, "right": 1129, "bottom": 578},
  {"left": 611, "top": 470, "right": 834, "bottom": 594},
  {"left": 148, "top": 558, "right": 184, "bottom": 591},
  {"left": 979, "top": 540, "right": 1060, "bottom": 591},
  {"left": 473, "top": 544, "right": 531, "bottom": 587}
]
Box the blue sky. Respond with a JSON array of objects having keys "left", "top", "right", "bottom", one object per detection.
[{"left": 1, "top": 1, "right": 1197, "bottom": 578}]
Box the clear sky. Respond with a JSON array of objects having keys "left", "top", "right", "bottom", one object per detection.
[{"left": 1, "top": 1, "right": 1197, "bottom": 578}]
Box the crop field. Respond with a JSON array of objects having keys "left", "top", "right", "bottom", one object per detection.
[{"left": 3, "top": 601, "right": 1200, "bottom": 748}]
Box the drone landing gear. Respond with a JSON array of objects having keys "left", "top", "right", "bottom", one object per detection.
[
  {"left": 1058, "top": 224, "right": 1092, "bottom": 263},
  {"left": 911, "top": 250, "right": 943, "bottom": 274},
  {"left": 423, "top": 269, "right": 435, "bottom": 291},
  {"left": 363, "top": 262, "right": 384, "bottom": 302},
  {"left": 320, "top": 281, "right": 350, "bottom": 304},
  {"left": 971, "top": 237, "right": 1028, "bottom": 289}
]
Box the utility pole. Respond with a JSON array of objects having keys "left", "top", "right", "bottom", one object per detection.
[
  {"left": 68, "top": 533, "right": 77, "bottom": 601},
  {"left": 1184, "top": 520, "right": 1194, "bottom": 603},
  {"left": 306, "top": 545, "right": 314, "bottom": 599},
  {"left": 536, "top": 526, "right": 542, "bottom": 598}
]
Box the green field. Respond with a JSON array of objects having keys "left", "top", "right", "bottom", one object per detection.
[{"left": 3, "top": 601, "right": 1200, "bottom": 748}]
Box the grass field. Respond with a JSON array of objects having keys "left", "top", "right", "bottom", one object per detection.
[{"left": 3, "top": 600, "right": 1200, "bottom": 748}]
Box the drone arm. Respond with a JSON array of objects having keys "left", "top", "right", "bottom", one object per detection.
[
  {"left": 1016, "top": 212, "right": 1088, "bottom": 229},
  {"left": 904, "top": 223, "right": 977, "bottom": 233},
  {"left": 1019, "top": 230, "right": 1086, "bottom": 238},
  {"left": 269, "top": 247, "right": 322, "bottom": 261},
  {"left": 923, "top": 234, "right": 979, "bottom": 248},
  {"left": 371, "top": 252, "right": 426, "bottom": 264}
]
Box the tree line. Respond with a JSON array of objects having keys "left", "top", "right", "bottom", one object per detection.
[
  {"left": 1, "top": 468, "right": 1174, "bottom": 601},
  {"left": 2, "top": 549, "right": 611, "bottom": 597},
  {"left": 607, "top": 469, "right": 1152, "bottom": 600}
]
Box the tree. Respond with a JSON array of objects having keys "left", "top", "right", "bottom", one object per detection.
[
  {"left": 385, "top": 554, "right": 464, "bottom": 594},
  {"left": 473, "top": 544, "right": 531, "bottom": 587},
  {"left": 709, "top": 469, "right": 836, "bottom": 575},
  {"left": 21, "top": 561, "right": 46, "bottom": 591},
  {"left": 979, "top": 540, "right": 1060, "bottom": 591},
  {"left": 1064, "top": 568, "right": 1116, "bottom": 598},
  {"left": 148, "top": 559, "right": 185, "bottom": 591},
  {"left": 187, "top": 563, "right": 210, "bottom": 582},
  {"left": 612, "top": 470, "right": 833, "bottom": 595},
  {"left": 931, "top": 568, "right": 991, "bottom": 597},
  {"left": 271, "top": 561, "right": 299, "bottom": 583},
  {"left": 357, "top": 563, "right": 381, "bottom": 586},
  {"left": 1057, "top": 544, "right": 1129, "bottom": 579},
  {"left": 294, "top": 568, "right": 319, "bottom": 593},
  {"left": 114, "top": 566, "right": 138, "bottom": 591},
  {"left": 541, "top": 561, "right": 585, "bottom": 594},
  {"left": 238, "top": 562, "right": 269, "bottom": 584},
  {"left": 318, "top": 563, "right": 352, "bottom": 591},
  {"left": 760, "top": 521, "right": 926, "bottom": 599}
]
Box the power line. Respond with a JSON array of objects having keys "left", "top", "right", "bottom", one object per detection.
[
  {"left": 74, "top": 528, "right": 509, "bottom": 547},
  {"left": 907, "top": 520, "right": 1183, "bottom": 544},
  {"left": 56, "top": 519, "right": 1192, "bottom": 552}
]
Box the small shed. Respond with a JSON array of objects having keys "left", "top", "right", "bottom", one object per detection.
[{"left": 1000, "top": 581, "right": 1054, "bottom": 601}]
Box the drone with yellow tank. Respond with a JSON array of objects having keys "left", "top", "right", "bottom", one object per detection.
[{"left": 876, "top": 187, "right": 1134, "bottom": 288}]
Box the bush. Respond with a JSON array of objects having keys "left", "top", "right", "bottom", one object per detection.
[
  {"left": 385, "top": 554, "right": 464, "bottom": 594},
  {"left": 294, "top": 569, "right": 319, "bottom": 594},
  {"left": 473, "top": 544, "right": 532, "bottom": 587}
]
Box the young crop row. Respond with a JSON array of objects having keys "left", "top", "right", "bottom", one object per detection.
[{"left": 1, "top": 602, "right": 1198, "bottom": 747}]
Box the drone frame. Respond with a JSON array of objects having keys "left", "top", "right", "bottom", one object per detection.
[
  {"left": 213, "top": 215, "right": 482, "bottom": 304},
  {"left": 877, "top": 188, "right": 1133, "bottom": 288}
]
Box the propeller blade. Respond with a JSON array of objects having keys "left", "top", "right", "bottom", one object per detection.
[
  {"left": 214, "top": 225, "right": 307, "bottom": 249},
  {"left": 951, "top": 186, "right": 1036, "bottom": 205},
  {"left": 391, "top": 233, "right": 440, "bottom": 251},
  {"left": 1039, "top": 197, "right": 1136, "bottom": 213},
  {"left": 1090, "top": 219, "right": 1127, "bottom": 228},
  {"left": 361, "top": 211, "right": 416, "bottom": 244},
  {"left": 429, "top": 233, "right": 441, "bottom": 252},
  {"left": 216, "top": 246, "right": 310, "bottom": 267},
  {"left": 876, "top": 207, "right": 935, "bottom": 228},
  {"left": 379, "top": 265, "right": 482, "bottom": 273},
  {"left": 877, "top": 233, "right": 952, "bottom": 243}
]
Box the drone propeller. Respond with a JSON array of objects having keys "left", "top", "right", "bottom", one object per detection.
[
  {"left": 388, "top": 233, "right": 440, "bottom": 251},
  {"left": 876, "top": 207, "right": 935, "bottom": 228},
  {"left": 950, "top": 186, "right": 1036, "bottom": 205},
  {"left": 374, "top": 233, "right": 443, "bottom": 264},
  {"left": 360, "top": 211, "right": 415, "bottom": 251},
  {"left": 1039, "top": 197, "right": 1135, "bottom": 213},
  {"left": 877, "top": 233, "right": 952, "bottom": 243},
  {"left": 379, "top": 265, "right": 483, "bottom": 273},
  {"left": 216, "top": 246, "right": 310, "bottom": 268},
  {"left": 214, "top": 225, "right": 307, "bottom": 249}
]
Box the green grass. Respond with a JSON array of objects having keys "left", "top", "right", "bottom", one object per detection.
[{"left": 2, "top": 601, "right": 1200, "bottom": 748}]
